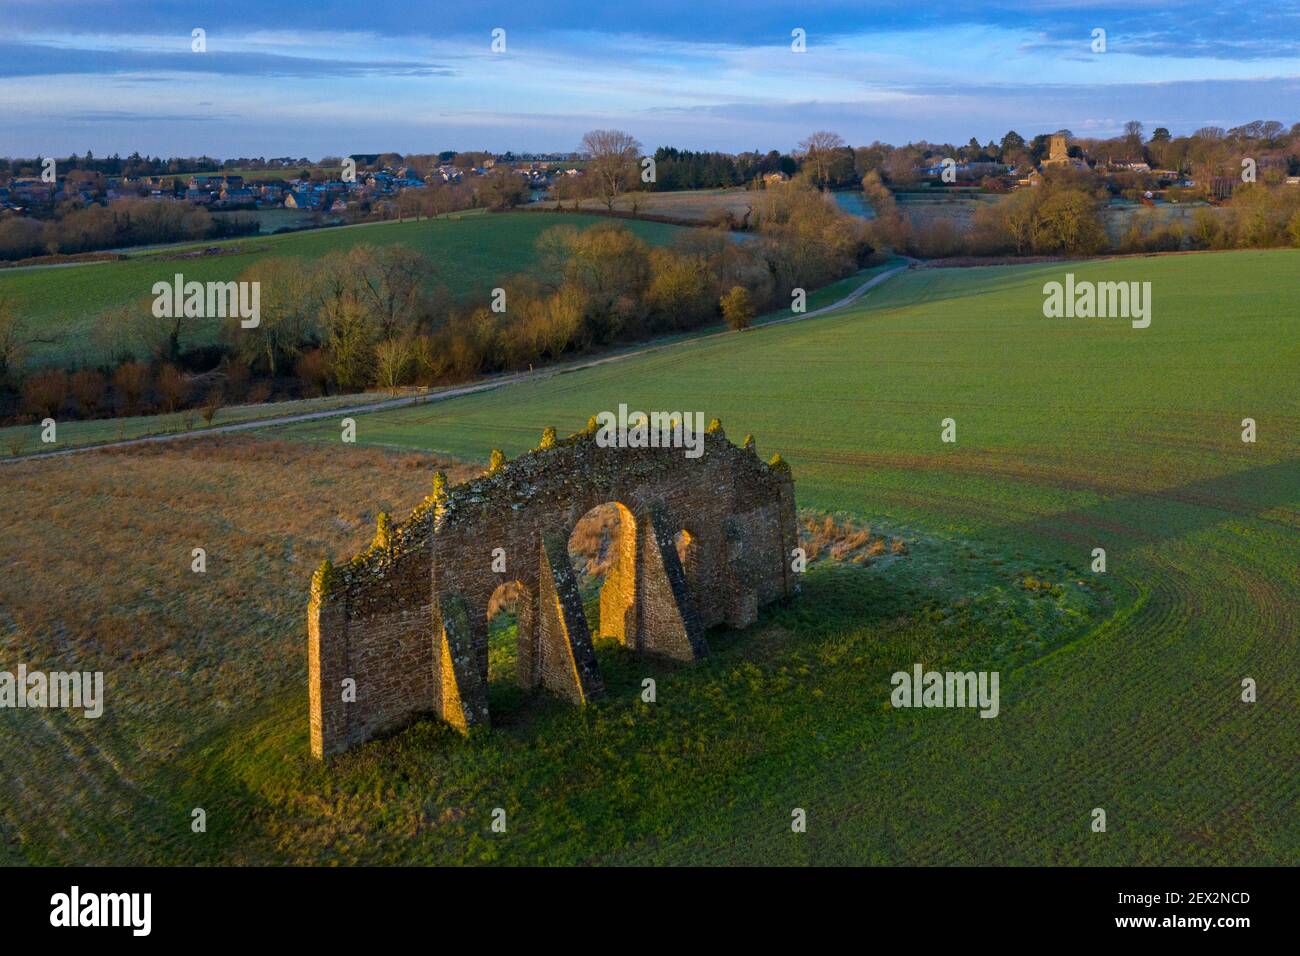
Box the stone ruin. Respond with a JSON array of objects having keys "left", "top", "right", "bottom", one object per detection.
[{"left": 307, "top": 419, "right": 798, "bottom": 757}]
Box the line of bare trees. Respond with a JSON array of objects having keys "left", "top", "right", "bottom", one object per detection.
[
  {"left": 0, "top": 198, "right": 260, "bottom": 261},
  {"left": 862, "top": 163, "right": 1300, "bottom": 259},
  {"left": 1, "top": 180, "right": 871, "bottom": 425}
]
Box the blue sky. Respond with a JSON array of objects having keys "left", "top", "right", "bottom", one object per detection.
[{"left": 4, "top": 1, "right": 1300, "bottom": 157}]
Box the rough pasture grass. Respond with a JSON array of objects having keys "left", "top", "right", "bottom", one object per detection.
[
  {"left": 0, "top": 212, "right": 687, "bottom": 368},
  {"left": 270, "top": 247, "right": 1299, "bottom": 863},
  {"left": 876, "top": 192, "right": 1224, "bottom": 245},
  {"left": 0, "top": 438, "right": 480, "bottom": 864},
  {"left": 531, "top": 187, "right": 756, "bottom": 224},
  {"left": 1, "top": 248, "right": 1293, "bottom": 864},
  {"left": 894, "top": 192, "right": 999, "bottom": 232},
  {"left": 1099, "top": 202, "right": 1221, "bottom": 243},
  {"left": 0, "top": 433, "right": 1093, "bottom": 864}
]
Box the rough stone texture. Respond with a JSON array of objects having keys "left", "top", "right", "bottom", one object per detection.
[
  {"left": 639, "top": 502, "right": 707, "bottom": 660},
  {"left": 308, "top": 422, "right": 797, "bottom": 757},
  {"left": 436, "top": 592, "right": 489, "bottom": 732},
  {"left": 537, "top": 533, "right": 605, "bottom": 703}
]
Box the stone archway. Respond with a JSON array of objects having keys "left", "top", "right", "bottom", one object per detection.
[
  {"left": 485, "top": 579, "right": 532, "bottom": 714},
  {"left": 568, "top": 501, "right": 638, "bottom": 646},
  {"left": 308, "top": 418, "right": 798, "bottom": 757}
]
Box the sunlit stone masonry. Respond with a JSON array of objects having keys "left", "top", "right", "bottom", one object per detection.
[{"left": 308, "top": 418, "right": 798, "bottom": 757}]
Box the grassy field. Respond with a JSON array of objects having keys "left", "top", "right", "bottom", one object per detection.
[
  {"left": 222, "top": 166, "right": 343, "bottom": 182},
  {"left": 894, "top": 191, "right": 1001, "bottom": 232},
  {"left": 0, "top": 212, "right": 689, "bottom": 368},
  {"left": 1100, "top": 201, "right": 1220, "bottom": 243},
  {"left": 155, "top": 166, "right": 343, "bottom": 184},
  {"left": 839, "top": 189, "right": 1226, "bottom": 245},
  {"left": 211, "top": 208, "right": 322, "bottom": 234},
  {"left": 1, "top": 248, "right": 1295, "bottom": 864},
  {"left": 0, "top": 390, "right": 400, "bottom": 459},
  {"left": 832, "top": 191, "right": 876, "bottom": 219},
  {"left": 0, "top": 259, "right": 897, "bottom": 458},
  {"left": 532, "top": 187, "right": 758, "bottom": 224}
]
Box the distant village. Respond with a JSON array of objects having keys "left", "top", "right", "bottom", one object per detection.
[
  {"left": 915, "top": 133, "right": 1300, "bottom": 200},
  {"left": 6, "top": 123, "right": 1300, "bottom": 242},
  {"left": 0, "top": 152, "right": 579, "bottom": 218}
]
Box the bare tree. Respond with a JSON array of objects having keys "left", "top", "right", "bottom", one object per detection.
[
  {"left": 1123, "top": 120, "right": 1145, "bottom": 159},
  {"left": 347, "top": 244, "right": 436, "bottom": 340},
  {"left": 0, "top": 296, "right": 26, "bottom": 388},
  {"left": 799, "top": 131, "right": 847, "bottom": 189},
  {"left": 551, "top": 173, "right": 589, "bottom": 212},
  {"left": 156, "top": 363, "right": 191, "bottom": 413},
  {"left": 23, "top": 369, "right": 68, "bottom": 418},
  {"left": 70, "top": 368, "right": 105, "bottom": 417},
  {"left": 374, "top": 337, "right": 413, "bottom": 394},
  {"left": 397, "top": 189, "right": 424, "bottom": 222},
  {"left": 580, "top": 129, "right": 642, "bottom": 211},
  {"left": 223, "top": 257, "right": 316, "bottom": 376},
  {"left": 424, "top": 181, "right": 470, "bottom": 219},
  {"left": 474, "top": 167, "right": 529, "bottom": 210},
  {"left": 112, "top": 361, "right": 151, "bottom": 415}
]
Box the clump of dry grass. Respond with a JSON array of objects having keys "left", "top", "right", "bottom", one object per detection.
[{"left": 798, "top": 512, "right": 906, "bottom": 565}]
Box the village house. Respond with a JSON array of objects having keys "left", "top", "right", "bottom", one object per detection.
[
  {"left": 217, "top": 185, "right": 256, "bottom": 207},
  {"left": 9, "top": 179, "right": 57, "bottom": 207},
  {"left": 284, "top": 189, "right": 322, "bottom": 210}
]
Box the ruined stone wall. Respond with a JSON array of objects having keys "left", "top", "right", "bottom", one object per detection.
[
  {"left": 308, "top": 512, "right": 443, "bottom": 756},
  {"left": 309, "top": 420, "right": 797, "bottom": 757}
]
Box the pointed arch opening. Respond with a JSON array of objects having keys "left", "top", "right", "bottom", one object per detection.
[
  {"left": 486, "top": 579, "right": 531, "bottom": 719},
  {"left": 567, "top": 501, "right": 638, "bottom": 649}
]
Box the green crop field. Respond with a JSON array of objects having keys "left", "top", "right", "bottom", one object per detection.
[
  {"left": 0, "top": 261, "right": 899, "bottom": 459},
  {"left": 1, "top": 249, "right": 1295, "bottom": 865},
  {"left": 149, "top": 166, "right": 342, "bottom": 185},
  {"left": 211, "top": 207, "right": 322, "bottom": 234},
  {"left": 0, "top": 212, "right": 689, "bottom": 368},
  {"left": 531, "top": 187, "right": 757, "bottom": 223},
  {"left": 222, "top": 166, "right": 343, "bottom": 182}
]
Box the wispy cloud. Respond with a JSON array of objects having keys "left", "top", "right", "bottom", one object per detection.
[
  {"left": 0, "top": 40, "right": 456, "bottom": 79},
  {"left": 2, "top": 2, "right": 1299, "bottom": 156}
]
